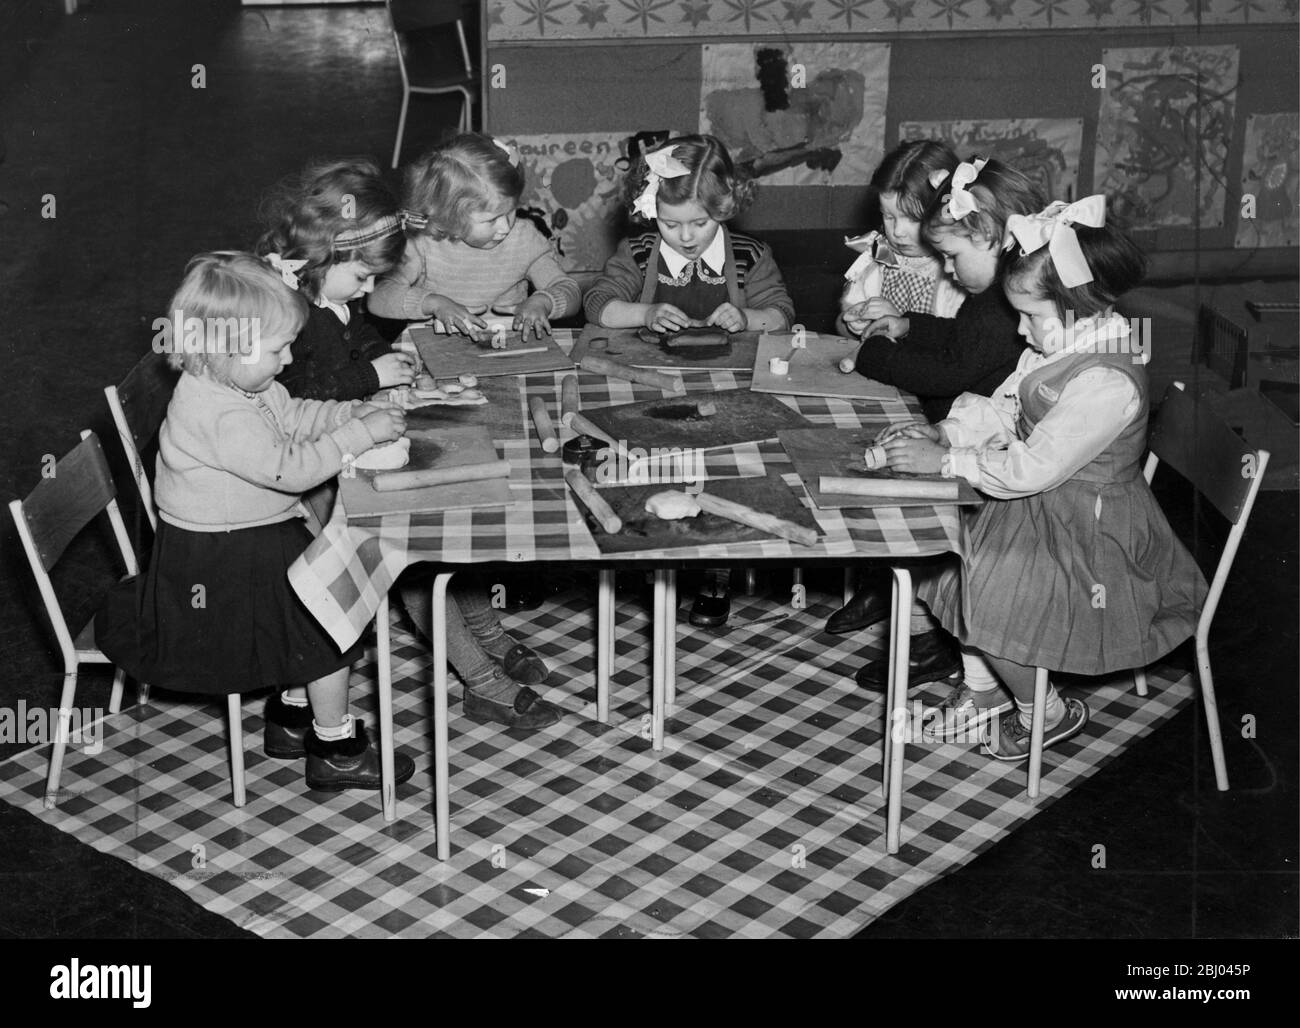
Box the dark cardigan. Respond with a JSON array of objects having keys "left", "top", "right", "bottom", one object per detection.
[
  {"left": 854, "top": 286, "right": 1025, "bottom": 422},
  {"left": 278, "top": 301, "right": 393, "bottom": 402}
]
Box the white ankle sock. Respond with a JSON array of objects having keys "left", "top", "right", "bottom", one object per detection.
[
  {"left": 962, "top": 651, "right": 999, "bottom": 693},
  {"left": 312, "top": 714, "right": 355, "bottom": 742},
  {"left": 280, "top": 691, "right": 308, "bottom": 708},
  {"left": 1015, "top": 688, "right": 1065, "bottom": 731}
]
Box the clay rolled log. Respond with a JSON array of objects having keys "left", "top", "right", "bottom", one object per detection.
[
  {"left": 579, "top": 354, "right": 685, "bottom": 395},
  {"left": 819, "top": 476, "right": 959, "bottom": 501},
  {"left": 693, "top": 493, "right": 818, "bottom": 548},
  {"left": 560, "top": 374, "right": 581, "bottom": 427},
  {"left": 565, "top": 468, "right": 622, "bottom": 534},
  {"left": 565, "top": 412, "right": 621, "bottom": 451},
  {"left": 528, "top": 396, "right": 560, "bottom": 453},
  {"left": 371, "top": 460, "right": 512, "bottom": 493}
]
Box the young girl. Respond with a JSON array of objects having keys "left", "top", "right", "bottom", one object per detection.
[
  {"left": 826, "top": 140, "right": 964, "bottom": 640},
  {"left": 836, "top": 139, "right": 965, "bottom": 342},
  {"left": 95, "top": 253, "right": 416, "bottom": 790},
  {"left": 369, "top": 133, "right": 580, "bottom": 340},
  {"left": 257, "top": 160, "right": 561, "bottom": 733},
  {"left": 846, "top": 156, "right": 1044, "bottom": 692},
  {"left": 585, "top": 134, "right": 795, "bottom": 627},
  {"left": 884, "top": 198, "right": 1207, "bottom": 757}
]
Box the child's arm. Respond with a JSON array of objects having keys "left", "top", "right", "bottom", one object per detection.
[
  {"left": 945, "top": 368, "right": 1140, "bottom": 499},
  {"left": 584, "top": 240, "right": 652, "bottom": 328},
  {"left": 738, "top": 242, "right": 794, "bottom": 332},
  {"left": 368, "top": 242, "right": 432, "bottom": 321},
  {"left": 279, "top": 328, "right": 384, "bottom": 402},
  {"left": 520, "top": 229, "right": 581, "bottom": 320}
]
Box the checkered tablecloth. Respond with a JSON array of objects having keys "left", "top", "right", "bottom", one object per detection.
[{"left": 290, "top": 330, "right": 966, "bottom": 650}]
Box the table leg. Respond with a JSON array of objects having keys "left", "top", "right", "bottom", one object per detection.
[
  {"left": 597, "top": 569, "right": 614, "bottom": 723},
  {"left": 664, "top": 570, "right": 677, "bottom": 708},
  {"left": 432, "top": 572, "right": 454, "bottom": 860},
  {"left": 376, "top": 594, "right": 396, "bottom": 822},
  {"left": 886, "top": 567, "right": 913, "bottom": 855},
  {"left": 651, "top": 570, "right": 666, "bottom": 752},
  {"left": 881, "top": 568, "right": 900, "bottom": 799}
]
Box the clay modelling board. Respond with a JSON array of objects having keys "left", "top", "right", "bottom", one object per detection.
[
  {"left": 402, "top": 376, "right": 525, "bottom": 440},
  {"left": 751, "top": 333, "right": 899, "bottom": 402},
  {"left": 338, "top": 425, "right": 514, "bottom": 519},
  {"left": 778, "top": 427, "right": 982, "bottom": 509},
  {"left": 572, "top": 324, "right": 760, "bottom": 372},
  {"left": 411, "top": 325, "right": 574, "bottom": 379},
  {"left": 577, "top": 388, "right": 812, "bottom": 453},
  {"left": 578, "top": 470, "right": 821, "bottom": 555}
]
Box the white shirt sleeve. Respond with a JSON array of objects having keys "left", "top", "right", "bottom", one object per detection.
[{"left": 945, "top": 367, "right": 1140, "bottom": 499}]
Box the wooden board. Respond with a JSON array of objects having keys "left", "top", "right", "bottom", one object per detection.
[
  {"left": 751, "top": 332, "right": 899, "bottom": 402},
  {"left": 579, "top": 470, "right": 821, "bottom": 555},
  {"left": 578, "top": 387, "right": 812, "bottom": 452},
  {"left": 338, "top": 425, "right": 514, "bottom": 519},
  {"left": 411, "top": 325, "right": 574, "bottom": 379},
  {"left": 778, "top": 427, "right": 982, "bottom": 509},
  {"left": 402, "top": 376, "right": 525, "bottom": 440},
  {"left": 573, "top": 324, "right": 760, "bottom": 371}
]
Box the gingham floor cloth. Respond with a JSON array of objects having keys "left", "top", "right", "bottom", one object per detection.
[{"left": 0, "top": 587, "right": 1193, "bottom": 938}]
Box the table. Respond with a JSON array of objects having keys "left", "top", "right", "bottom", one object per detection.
[{"left": 289, "top": 329, "right": 966, "bottom": 856}]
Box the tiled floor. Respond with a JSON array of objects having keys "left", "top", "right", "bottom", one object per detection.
[{"left": 0, "top": 0, "right": 1295, "bottom": 938}]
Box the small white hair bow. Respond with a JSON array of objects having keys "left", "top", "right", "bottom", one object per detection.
[
  {"left": 928, "top": 158, "right": 987, "bottom": 221},
  {"left": 633, "top": 145, "right": 691, "bottom": 221},
  {"left": 1006, "top": 195, "right": 1107, "bottom": 288},
  {"left": 494, "top": 137, "right": 521, "bottom": 167},
  {"left": 264, "top": 253, "right": 306, "bottom": 290}
]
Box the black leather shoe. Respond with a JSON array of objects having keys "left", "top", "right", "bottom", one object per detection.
[
  {"left": 826, "top": 584, "right": 891, "bottom": 635},
  {"left": 305, "top": 722, "right": 416, "bottom": 792},
  {"left": 264, "top": 693, "right": 312, "bottom": 759},
  {"left": 495, "top": 641, "right": 549, "bottom": 686},
  {"left": 854, "top": 630, "right": 962, "bottom": 691},
  {"left": 689, "top": 573, "right": 732, "bottom": 628},
  {"left": 464, "top": 685, "right": 562, "bottom": 731}
]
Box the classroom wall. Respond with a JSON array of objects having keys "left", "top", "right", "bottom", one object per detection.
[{"left": 484, "top": 21, "right": 1298, "bottom": 279}]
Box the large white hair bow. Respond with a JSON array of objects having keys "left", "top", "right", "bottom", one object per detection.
[
  {"left": 633, "top": 145, "right": 691, "bottom": 221},
  {"left": 1005, "top": 195, "right": 1107, "bottom": 288},
  {"left": 264, "top": 253, "right": 306, "bottom": 290},
  {"left": 928, "top": 158, "right": 987, "bottom": 221}
]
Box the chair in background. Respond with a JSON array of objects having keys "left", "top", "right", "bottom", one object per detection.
[
  {"left": 9, "top": 431, "right": 247, "bottom": 809},
  {"left": 104, "top": 349, "right": 178, "bottom": 534},
  {"left": 387, "top": 0, "right": 478, "bottom": 169}
]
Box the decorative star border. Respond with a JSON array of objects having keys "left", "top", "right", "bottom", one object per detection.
[{"left": 492, "top": 0, "right": 1297, "bottom": 37}]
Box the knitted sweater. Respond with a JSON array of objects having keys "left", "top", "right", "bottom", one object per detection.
[
  {"left": 854, "top": 286, "right": 1025, "bottom": 422},
  {"left": 155, "top": 372, "right": 374, "bottom": 532},
  {"left": 278, "top": 301, "right": 392, "bottom": 402},
  {"left": 369, "top": 218, "right": 580, "bottom": 321},
  {"left": 583, "top": 229, "right": 796, "bottom": 327}
]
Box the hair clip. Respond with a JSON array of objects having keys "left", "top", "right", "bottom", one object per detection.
[
  {"left": 1005, "top": 195, "right": 1107, "bottom": 288},
  {"left": 494, "top": 137, "right": 521, "bottom": 167},
  {"left": 264, "top": 253, "right": 306, "bottom": 290},
  {"left": 633, "top": 145, "right": 691, "bottom": 220},
  {"left": 942, "top": 158, "right": 988, "bottom": 221},
  {"left": 398, "top": 209, "right": 429, "bottom": 231}
]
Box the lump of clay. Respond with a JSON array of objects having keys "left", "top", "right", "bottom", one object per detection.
[
  {"left": 415, "top": 373, "right": 437, "bottom": 391},
  {"left": 645, "top": 491, "right": 700, "bottom": 520},
  {"left": 459, "top": 374, "right": 478, "bottom": 388},
  {"left": 353, "top": 436, "right": 411, "bottom": 471},
  {"left": 863, "top": 444, "right": 887, "bottom": 470}
]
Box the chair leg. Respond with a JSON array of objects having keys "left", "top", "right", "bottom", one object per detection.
[
  {"left": 45, "top": 669, "right": 80, "bottom": 809},
  {"left": 1027, "top": 668, "right": 1050, "bottom": 799},
  {"left": 885, "top": 568, "right": 912, "bottom": 855},
  {"left": 741, "top": 567, "right": 758, "bottom": 596},
  {"left": 138, "top": 681, "right": 151, "bottom": 707},
  {"left": 791, "top": 567, "right": 803, "bottom": 593},
  {"left": 843, "top": 568, "right": 855, "bottom": 607},
  {"left": 392, "top": 89, "right": 410, "bottom": 170},
  {"left": 432, "top": 573, "right": 454, "bottom": 860},
  {"left": 1196, "top": 634, "right": 1230, "bottom": 791},
  {"left": 227, "top": 693, "right": 246, "bottom": 808},
  {"left": 108, "top": 666, "right": 125, "bottom": 714},
  {"left": 375, "top": 595, "right": 397, "bottom": 821},
  {"left": 596, "top": 569, "right": 614, "bottom": 723},
  {"left": 1133, "top": 667, "right": 1148, "bottom": 697},
  {"left": 651, "top": 570, "right": 667, "bottom": 752}
]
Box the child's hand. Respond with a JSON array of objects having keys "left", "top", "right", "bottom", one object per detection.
[
  {"left": 360, "top": 405, "right": 407, "bottom": 444},
  {"left": 645, "top": 303, "right": 692, "bottom": 333},
  {"left": 705, "top": 302, "right": 747, "bottom": 333},
  {"left": 372, "top": 351, "right": 416, "bottom": 388},
  {"left": 882, "top": 436, "right": 946, "bottom": 475},
  {"left": 844, "top": 299, "right": 901, "bottom": 337},
  {"left": 876, "top": 421, "right": 940, "bottom": 444},
  {"left": 429, "top": 297, "right": 488, "bottom": 340},
  {"left": 862, "top": 315, "right": 909, "bottom": 340},
  {"left": 513, "top": 295, "right": 553, "bottom": 341}
]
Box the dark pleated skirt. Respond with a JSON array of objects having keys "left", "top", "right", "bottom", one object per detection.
[
  {"left": 95, "top": 518, "right": 363, "bottom": 695},
  {"left": 919, "top": 477, "right": 1207, "bottom": 675}
]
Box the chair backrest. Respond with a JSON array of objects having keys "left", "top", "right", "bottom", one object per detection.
[
  {"left": 105, "top": 349, "right": 177, "bottom": 530},
  {"left": 1146, "top": 382, "right": 1270, "bottom": 633},
  {"left": 387, "top": 0, "right": 474, "bottom": 79},
  {"left": 9, "top": 431, "right": 139, "bottom": 665}
]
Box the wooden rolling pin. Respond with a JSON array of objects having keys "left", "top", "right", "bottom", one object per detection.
[
  {"left": 695, "top": 492, "right": 818, "bottom": 548},
  {"left": 372, "top": 460, "right": 512, "bottom": 493},
  {"left": 528, "top": 395, "right": 560, "bottom": 453},
  {"left": 819, "top": 476, "right": 959, "bottom": 501},
  {"left": 560, "top": 374, "right": 581, "bottom": 427},
  {"left": 579, "top": 354, "right": 685, "bottom": 395},
  {"left": 566, "top": 411, "right": 621, "bottom": 450},
  {"left": 565, "top": 468, "right": 622, "bottom": 534}
]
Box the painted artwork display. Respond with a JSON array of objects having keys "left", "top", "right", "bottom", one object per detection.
[
  {"left": 699, "top": 42, "right": 890, "bottom": 188},
  {"left": 1094, "top": 45, "right": 1240, "bottom": 230},
  {"left": 898, "top": 119, "right": 1084, "bottom": 202},
  {"left": 1235, "top": 112, "right": 1299, "bottom": 249}
]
